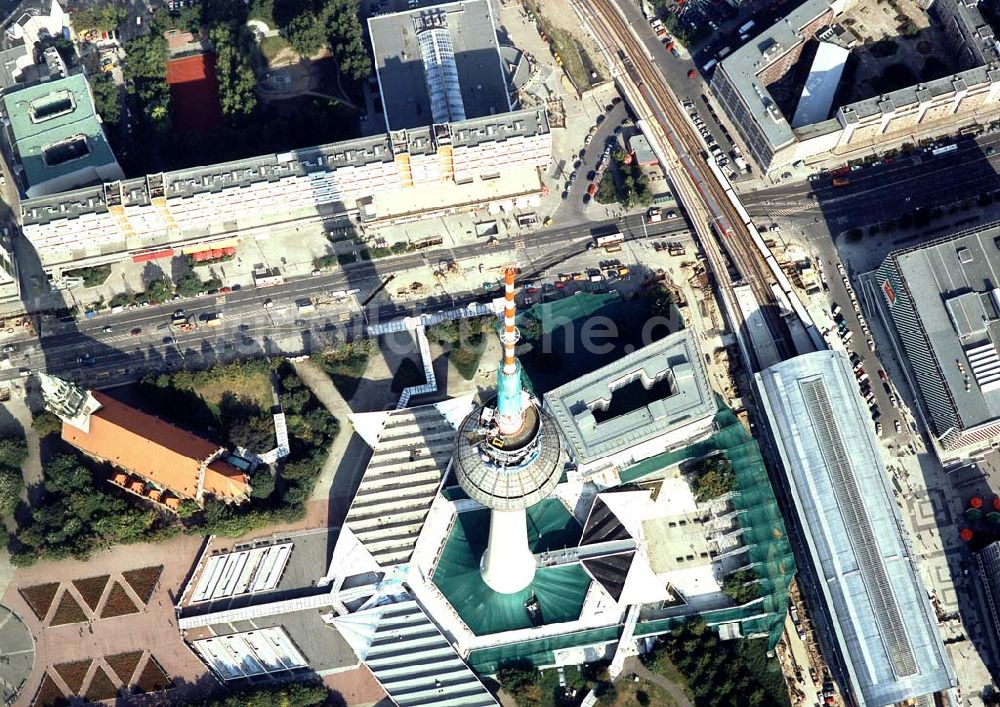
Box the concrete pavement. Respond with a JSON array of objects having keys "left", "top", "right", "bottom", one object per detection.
[
  {"left": 0, "top": 214, "right": 691, "bottom": 398},
  {"left": 742, "top": 133, "right": 1000, "bottom": 236}
]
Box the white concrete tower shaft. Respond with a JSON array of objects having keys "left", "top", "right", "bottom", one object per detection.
[{"left": 480, "top": 508, "right": 536, "bottom": 593}]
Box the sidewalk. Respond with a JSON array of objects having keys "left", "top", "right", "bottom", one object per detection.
[
  {"left": 289, "top": 358, "right": 358, "bottom": 503},
  {"left": 622, "top": 656, "right": 693, "bottom": 707}
]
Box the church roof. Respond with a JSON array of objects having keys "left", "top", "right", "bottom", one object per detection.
[{"left": 61, "top": 391, "right": 248, "bottom": 501}]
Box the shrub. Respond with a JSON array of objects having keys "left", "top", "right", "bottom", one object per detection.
[
  {"left": 689, "top": 455, "right": 736, "bottom": 502},
  {"left": 722, "top": 569, "right": 761, "bottom": 605},
  {"left": 497, "top": 663, "right": 542, "bottom": 705},
  {"left": 65, "top": 265, "right": 112, "bottom": 288}
]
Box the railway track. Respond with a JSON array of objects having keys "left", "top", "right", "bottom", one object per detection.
[{"left": 585, "top": 0, "right": 789, "bottom": 351}]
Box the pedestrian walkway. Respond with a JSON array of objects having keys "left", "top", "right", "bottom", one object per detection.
[
  {"left": 622, "top": 656, "right": 693, "bottom": 707},
  {"left": 288, "top": 359, "right": 356, "bottom": 503}
]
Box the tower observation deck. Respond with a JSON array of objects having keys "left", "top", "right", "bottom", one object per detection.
[{"left": 453, "top": 267, "right": 563, "bottom": 594}]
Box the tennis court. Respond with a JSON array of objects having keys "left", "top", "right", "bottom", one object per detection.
[{"left": 166, "top": 53, "right": 224, "bottom": 132}]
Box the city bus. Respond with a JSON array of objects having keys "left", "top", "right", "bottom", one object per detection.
[
  {"left": 931, "top": 144, "right": 957, "bottom": 156},
  {"left": 594, "top": 232, "right": 624, "bottom": 248}
]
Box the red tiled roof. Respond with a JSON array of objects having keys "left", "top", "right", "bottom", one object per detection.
[{"left": 62, "top": 392, "right": 248, "bottom": 501}]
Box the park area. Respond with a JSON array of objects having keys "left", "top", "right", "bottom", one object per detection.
[{"left": 165, "top": 53, "right": 224, "bottom": 133}]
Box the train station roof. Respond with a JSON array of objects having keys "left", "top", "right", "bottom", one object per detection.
[{"left": 756, "top": 351, "right": 956, "bottom": 706}]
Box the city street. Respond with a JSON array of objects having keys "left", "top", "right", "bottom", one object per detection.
[
  {"left": 614, "top": 0, "right": 739, "bottom": 160},
  {"left": 0, "top": 213, "right": 690, "bottom": 392},
  {"left": 742, "top": 133, "right": 1000, "bottom": 237}
]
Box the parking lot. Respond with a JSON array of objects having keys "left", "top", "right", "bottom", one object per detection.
[{"left": 682, "top": 96, "right": 748, "bottom": 179}]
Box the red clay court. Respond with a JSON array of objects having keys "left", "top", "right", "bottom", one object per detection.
[{"left": 165, "top": 53, "right": 224, "bottom": 133}]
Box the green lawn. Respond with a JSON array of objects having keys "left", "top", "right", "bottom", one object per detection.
[
  {"left": 140, "top": 360, "right": 276, "bottom": 432},
  {"left": 259, "top": 35, "right": 290, "bottom": 63},
  {"left": 195, "top": 371, "right": 273, "bottom": 418},
  {"left": 312, "top": 340, "right": 373, "bottom": 401},
  {"left": 427, "top": 317, "right": 492, "bottom": 381}
]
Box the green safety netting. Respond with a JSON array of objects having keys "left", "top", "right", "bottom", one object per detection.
[
  {"left": 522, "top": 292, "right": 622, "bottom": 334},
  {"left": 468, "top": 626, "right": 623, "bottom": 674},
  {"left": 432, "top": 500, "right": 591, "bottom": 636},
  {"left": 625, "top": 403, "right": 796, "bottom": 649}
]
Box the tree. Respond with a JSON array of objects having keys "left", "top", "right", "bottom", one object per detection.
[
  {"left": 32, "top": 411, "right": 62, "bottom": 438},
  {"left": 285, "top": 13, "right": 326, "bottom": 57},
  {"left": 175, "top": 273, "right": 205, "bottom": 297},
  {"left": 248, "top": 0, "right": 276, "bottom": 26},
  {"left": 228, "top": 415, "right": 275, "bottom": 453},
  {"left": 249, "top": 468, "right": 275, "bottom": 499},
  {"left": 71, "top": 4, "right": 127, "bottom": 31},
  {"left": 496, "top": 663, "right": 542, "bottom": 705},
  {"left": 643, "top": 619, "right": 789, "bottom": 707},
  {"left": 689, "top": 455, "right": 736, "bottom": 502},
  {"left": 91, "top": 505, "right": 156, "bottom": 542},
  {"left": 143, "top": 277, "right": 174, "bottom": 304},
  {"left": 0, "top": 465, "right": 22, "bottom": 515},
  {"left": 197, "top": 681, "right": 335, "bottom": 707},
  {"left": 10, "top": 454, "right": 163, "bottom": 564},
  {"left": 44, "top": 454, "right": 92, "bottom": 495},
  {"left": 123, "top": 34, "right": 171, "bottom": 125},
  {"left": 595, "top": 680, "right": 618, "bottom": 704},
  {"left": 210, "top": 24, "right": 258, "bottom": 117},
  {"left": 722, "top": 569, "right": 761, "bottom": 605},
  {"left": 322, "top": 0, "right": 372, "bottom": 81},
  {"left": 90, "top": 73, "right": 122, "bottom": 126},
  {"left": 0, "top": 436, "right": 27, "bottom": 470}
]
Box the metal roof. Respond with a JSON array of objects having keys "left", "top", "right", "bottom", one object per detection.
[
  {"left": 756, "top": 351, "right": 955, "bottom": 707},
  {"left": 334, "top": 595, "right": 498, "bottom": 706},
  {"left": 875, "top": 222, "right": 1000, "bottom": 434},
  {"left": 369, "top": 0, "right": 511, "bottom": 131},
  {"left": 543, "top": 330, "right": 715, "bottom": 467},
  {"left": 1, "top": 73, "right": 121, "bottom": 192},
  {"left": 346, "top": 403, "right": 460, "bottom": 567}
]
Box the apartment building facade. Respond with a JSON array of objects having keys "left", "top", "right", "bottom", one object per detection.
[
  {"left": 20, "top": 108, "right": 551, "bottom": 278},
  {"left": 710, "top": 0, "right": 1000, "bottom": 174}
]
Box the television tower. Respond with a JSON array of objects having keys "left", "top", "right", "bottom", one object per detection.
[{"left": 453, "top": 266, "right": 562, "bottom": 594}]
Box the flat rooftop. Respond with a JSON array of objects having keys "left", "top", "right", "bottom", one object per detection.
[
  {"left": 369, "top": 0, "right": 511, "bottom": 131},
  {"left": 876, "top": 222, "right": 1000, "bottom": 433},
  {"left": 714, "top": 0, "right": 830, "bottom": 150},
  {"left": 1, "top": 73, "right": 118, "bottom": 189},
  {"left": 756, "top": 351, "right": 955, "bottom": 707},
  {"left": 544, "top": 330, "right": 716, "bottom": 467},
  {"left": 19, "top": 107, "right": 549, "bottom": 227}
]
